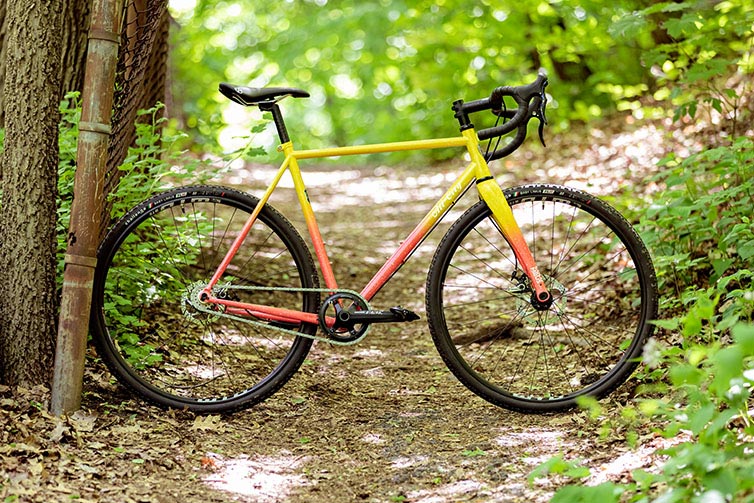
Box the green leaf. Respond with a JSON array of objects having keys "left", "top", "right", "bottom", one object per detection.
[
  {"left": 701, "top": 470, "right": 736, "bottom": 500},
  {"left": 737, "top": 240, "right": 754, "bottom": 260},
  {"left": 529, "top": 455, "right": 589, "bottom": 484},
  {"left": 683, "top": 314, "right": 703, "bottom": 337},
  {"left": 641, "top": 1, "right": 693, "bottom": 15},
  {"left": 686, "top": 60, "right": 734, "bottom": 83},
  {"left": 665, "top": 14, "right": 702, "bottom": 38},
  {"left": 653, "top": 318, "right": 681, "bottom": 330},
  {"left": 608, "top": 14, "right": 647, "bottom": 39},
  {"left": 670, "top": 363, "right": 703, "bottom": 387},
  {"left": 551, "top": 483, "right": 624, "bottom": 503},
  {"left": 250, "top": 122, "right": 268, "bottom": 134},
  {"left": 711, "top": 258, "right": 734, "bottom": 279},
  {"left": 710, "top": 346, "right": 744, "bottom": 397},
  {"left": 688, "top": 403, "right": 715, "bottom": 435},
  {"left": 732, "top": 324, "right": 754, "bottom": 355}
]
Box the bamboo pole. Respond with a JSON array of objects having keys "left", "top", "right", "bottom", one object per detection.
[{"left": 50, "top": 0, "right": 124, "bottom": 415}]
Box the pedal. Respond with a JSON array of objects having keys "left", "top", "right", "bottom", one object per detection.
[{"left": 389, "top": 306, "right": 420, "bottom": 322}]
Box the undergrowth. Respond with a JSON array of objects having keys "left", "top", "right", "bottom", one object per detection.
[
  {"left": 55, "top": 92, "right": 225, "bottom": 288},
  {"left": 532, "top": 138, "right": 754, "bottom": 503},
  {"left": 532, "top": 2, "right": 754, "bottom": 499},
  {"left": 56, "top": 93, "right": 270, "bottom": 367}
]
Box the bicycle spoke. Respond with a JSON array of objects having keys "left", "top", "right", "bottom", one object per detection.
[
  {"left": 93, "top": 188, "right": 318, "bottom": 411},
  {"left": 428, "top": 186, "right": 656, "bottom": 411}
]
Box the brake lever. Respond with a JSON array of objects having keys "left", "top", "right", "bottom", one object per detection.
[
  {"left": 538, "top": 118, "right": 546, "bottom": 147},
  {"left": 533, "top": 90, "right": 548, "bottom": 147}
]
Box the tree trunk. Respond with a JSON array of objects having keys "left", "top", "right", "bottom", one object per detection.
[
  {"left": 0, "top": 0, "right": 8, "bottom": 132},
  {"left": 0, "top": 0, "right": 90, "bottom": 156},
  {"left": 59, "top": 0, "right": 91, "bottom": 98},
  {"left": 0, "top": 0, "right": 64, "bottom": 386}
]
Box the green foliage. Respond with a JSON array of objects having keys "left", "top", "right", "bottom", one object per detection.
[
  {"left": 169, "top": 0, "right": 658, "bottom": 156},
  {"left": 536, "top": 324, "right": 754, "bottom": 502},
  {"left": 627, "top": 134, "right": 754, "bottom": 499},
  {"left": 55, "top": 94, "right": 217, "bottom": 282},
  {"left": 640, "top": 137, "right": 754, "bottom": 312},
  {"left": 534, "top": 136, "right": 754, "bottom": 500},
  {"left": 611, "top": 0, "right": 753, "bottom": 131},
  {"left": 54, "top": 95, "right": 235, "bottom": 367},
  {"left": 528, "top": 454, "right": 591, "bottom": 483},
  {"left": 108, "top": 104, "right": 217, "bottom": 220},
  {"left": 550, "top": 483, "right": 624, "bottom": 503},
  {"left": 635, "top": 325, "right": 754, "bottom": 503}
]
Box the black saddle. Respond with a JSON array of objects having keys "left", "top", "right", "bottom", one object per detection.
[{"left": 219, "top": 82, "right": 309, "bottom": 107}]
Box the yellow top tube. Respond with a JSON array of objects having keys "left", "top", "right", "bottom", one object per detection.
[{"left": 289, "top": 137, "right": 470, "bottom": 159}]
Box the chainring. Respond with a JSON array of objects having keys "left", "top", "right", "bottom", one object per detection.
[{"left": 318, "top": 292, "right": 371, "bottom": 343}]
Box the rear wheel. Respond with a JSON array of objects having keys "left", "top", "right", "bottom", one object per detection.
[
  {"left": 91, "top": 186, "right": 319, "bottom": 413},
  {"left": 426, "top": 184, "right": 658, "bottom": 412}
]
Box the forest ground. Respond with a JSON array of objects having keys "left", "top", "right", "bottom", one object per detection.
[{"left": 1, "top": 116, "right": 698, "bottom": 502}]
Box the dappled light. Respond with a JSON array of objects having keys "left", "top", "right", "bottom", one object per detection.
[{"left": 203, "top": 453, "right": 309, "bottom": 501}]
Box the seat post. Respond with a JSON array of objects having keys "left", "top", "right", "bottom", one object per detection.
[{"left": 259, "top": 102, "right": 290, "bottom": 144}]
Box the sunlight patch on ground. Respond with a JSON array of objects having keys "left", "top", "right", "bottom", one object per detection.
[
  {"left": 408, "top": 479, "right": 486, "bottom": 503},
  {"left": 202, "top": 452, "right": 309, "bottom": 502},
  {"left": 361, "top": 366, "right": 385, "bottom": 378},
  {"left": 587, "top": 431, "right": 692, "bottom": 485},
  {"left": 391, "top": 455, "right": 429, "bottom": 469},
  {"left": 494, "top": 428, "right": 565, "bottom": 449},
  {"left": 352, "top": 348, "right": 385, "bottom": 358},
  {"left": 362, "top": 432, "right": 385, "bottom": 444},
  {"left": 492, "top": 426, "right": 573, "bottom": 500}
]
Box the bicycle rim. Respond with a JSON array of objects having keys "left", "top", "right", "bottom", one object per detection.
[
  {"left": 91, "top": 186, "right": 319, "bottom": 412},
  {"left": 427, "top": 184, "right": 657, "bottom": 412}
]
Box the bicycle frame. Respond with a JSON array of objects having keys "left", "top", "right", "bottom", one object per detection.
[{"left": 200, "top": 127, "right": 550, "bottom": 327}]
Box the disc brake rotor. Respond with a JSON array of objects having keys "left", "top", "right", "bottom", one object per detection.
[{"left": 513, "top": 275, "right": 567, "bottom": 318}]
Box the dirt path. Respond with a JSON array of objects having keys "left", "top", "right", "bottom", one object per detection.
[{"left": 0, "top": 120, "right": 676, "bottom": 502}]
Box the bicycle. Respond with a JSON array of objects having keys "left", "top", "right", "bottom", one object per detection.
[{"left": 90, "top": 70, "right": 658, "bottom": 414}]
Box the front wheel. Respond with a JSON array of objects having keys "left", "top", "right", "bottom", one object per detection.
[
  {"left": 426, "top": 184, "right": 658, "bottom": 413},
  {"left": 91, "top": 186, "right": 320, "bottom": 413}
]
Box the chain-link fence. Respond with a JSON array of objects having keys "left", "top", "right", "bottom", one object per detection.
[{"left": 104, "top": 0, "right": 168, "bottom": 229}]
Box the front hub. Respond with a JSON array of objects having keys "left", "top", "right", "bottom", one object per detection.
[{"left": 530, "top": 291, "right": 554, "bottom": 311}]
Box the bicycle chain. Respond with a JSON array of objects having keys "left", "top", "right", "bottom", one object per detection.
[{"left": 185, "top": 284, "right": 373, "bottom": 346}]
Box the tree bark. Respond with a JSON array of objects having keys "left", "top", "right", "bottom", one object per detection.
[
  {"left": 1, "top": 0, "right": 90, "bottom": 155},
  {"left": 59, "top": 0, "right": 91, "bottom": 98},
  {"left": 0, "top": 0, "right": 64, "bottom": 386},
  {"left": 0, "top": 0, "right": 8, "bottom": 131}
]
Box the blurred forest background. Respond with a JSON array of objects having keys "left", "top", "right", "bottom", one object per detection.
[{"left": 167, "top": 0, "right": 751, "bottom": 156}]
